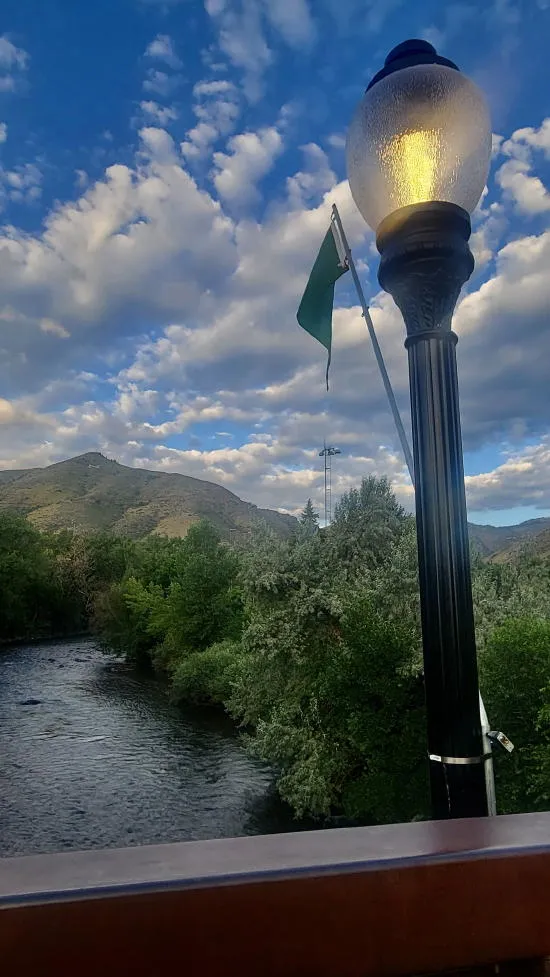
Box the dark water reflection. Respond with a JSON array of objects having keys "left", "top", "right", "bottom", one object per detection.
[{"left": 0, "top": 638, "right": 301, "bottom": 857}]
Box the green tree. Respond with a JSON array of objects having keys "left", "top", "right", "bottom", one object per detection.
[
  {"left": 53, "top": 530, "right": 131, "bottom": 626},
  {"left": 95, "top": 576, "right": 164, "bottom": 666},
  {"left": 329, "top": 475, "right": 407, "bottom": 573},
  {"left": 298, "top": 498, "right": 319, "bottom": 537},
  {"left": 0, "top": 514, "right": 65, "bottom": 640},
  {"left": 480, "top": 617, "right": 550, "bottom": 813},
  {"left": 229, "top": 523, "right": 427, "bottom": 822},
  {"left": 472, "top": 555, "right": 550, "bottom": 651},
  {"left": 156, "top": 521, "right": 242, "bottom": 668},
  {"left": 171, "top": 640, "right": 244, "bottom": 706}
]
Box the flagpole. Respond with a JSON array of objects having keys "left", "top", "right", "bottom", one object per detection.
[
  {"left": 331, "top": 203, "right": 415, "bottom": 484},
  {"left": 330, "top": 202, "right": 497, "bottom": 816}
]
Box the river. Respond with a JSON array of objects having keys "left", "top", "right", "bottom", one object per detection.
[{"left": 0, "top": 638, "right": 299, "bottom": 857}]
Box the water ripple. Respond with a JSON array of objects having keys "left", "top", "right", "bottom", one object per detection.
[{"left": 0, "top": 638, "right": 296, "bottom": 857}]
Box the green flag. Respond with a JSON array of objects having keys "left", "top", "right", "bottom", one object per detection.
[{"left": 297, "top": 224, "right": 348, "bottom": 389}]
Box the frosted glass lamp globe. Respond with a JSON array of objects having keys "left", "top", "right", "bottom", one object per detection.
[{"left": 346, "top": 44, "right": 491, "bottom": 232}]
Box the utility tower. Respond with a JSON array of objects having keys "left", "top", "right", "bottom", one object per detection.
[{"left": 318, "top": 443, "right": 341, "bottom": 526}]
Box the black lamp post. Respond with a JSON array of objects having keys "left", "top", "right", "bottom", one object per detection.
[{"left": 346, "top": 39, "right": 492, "bottom": 819}]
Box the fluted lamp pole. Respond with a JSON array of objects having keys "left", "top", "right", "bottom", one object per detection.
[{"left": 346, "top": 39, "right": 492, "bottom": 819}]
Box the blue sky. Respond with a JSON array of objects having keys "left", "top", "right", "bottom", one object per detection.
[{"left": 1, "top": 0, "right": 550, "bottom": 525}]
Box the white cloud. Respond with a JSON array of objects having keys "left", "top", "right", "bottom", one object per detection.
[
  {"left": 262, "top": 0, "right": 316, "bottom": 46},
  {"left": 0, "top": 123, "right": 7, "bottom": 144},
  {"left": 114, "top": 382, "right": 159, "bottom": 420},
  {"left": 141, "top": 34, "right": 183, "bottom": 99},
  {"left": 0, "top": 128, "right": 236, "bottom": 391},
  {"left": 466, "top": 439, "right": 550, "bottom": 512},
  {"left": 40, "top": 319, "right": 70, "bottom": 339},
  {"left": 143, "top": 69, "right": 182, "bottom": 97},
  {"left": 286, "top": 143, "right": 336, "bottom": 209},
  {"left": 181, "top": 79, "right": 240, "bottom": 160},
  {"left": 327, "top": 133, "right": 345, "bottom": 150},
  {"left": 496, "top": 117, "right": 550, "bottom": 214},
  {"left": 140, "top": 100, "right": 179, "bottom": 125},
  {"left": 212, "top": 126, "right": 283, "bottom": 205},
  {"left": 0, "top": 161, "right": 42, "bottom": 209},
  {"left": 204, "top": 0, "right": 273, "bottom": 102},
  {"left": 0, "top": 35, "right": 29, "bottom": 92},
  {"left": 181, "top": 122, "right": 219, "bottom": 160},
  {"left": 508, "top": 119, "right": 550, "bottom": 156},
  {"left": 496, "top": 159, "right": 550, "bottom": 214},
  {"left": 0, "top": 36, "right": 28, "bottom": 71},
  {"left": 470, "top": 204, "right": 508, "bottom": 270},
  {"left": 192, "top": 82, "right": 239, "bottom": 129},
  {"left": 193, "top": 79, "right": 235, "bottom": 97},
  {"left": 145, "top": 34, "right": 182, "bottom": 69}
]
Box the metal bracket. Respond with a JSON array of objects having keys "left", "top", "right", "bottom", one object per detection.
[{"left": 429, "top": 753, "right": 493, "bottom": 766}]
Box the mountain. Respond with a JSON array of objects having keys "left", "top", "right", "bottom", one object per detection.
[
  {"left": 486, "top": 526, "right": 550, "bottom": 563},
  {"left": 467, "top": 518, "right": 550, "bottom": 559},
  {"left": 0, "top": 452, "right": 297, "bottom": 540},
  {"left": 1, "top": 451, "right": 548, "bottom": 556}
]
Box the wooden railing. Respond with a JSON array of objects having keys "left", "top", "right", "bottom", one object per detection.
[{"left": 1, "top": 812, "right": 550, "bottom": 976}]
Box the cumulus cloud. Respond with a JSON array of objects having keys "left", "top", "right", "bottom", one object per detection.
[
  {"left": 143, "top": 69, "right": 182, "bottom": 97},
  {"left": 211, "top": 126, "right": 283, "bottom": 205},
  {"left": 0, "top": 161, "right": 42, "bottom": 208},
  {"left": 193, "top": 79, "right": 235, "bottom": 98},
  {"left": 145, "top": 34, "right": 182, "bottom": 69},
  {"left": 286, "top": 143, "right": 337, "bottom": 209},
  {"left": 466, "top": 439, "right": 550, "bottom": 512},
  {"left": 509, "top": 118, "right": 550, "bottom": 155},
  {"left": 453, "top": 227, "right": 550, "bottom": 449},
  {"left": 496, "top": 117, "right": 550, "bottom": 214},
  {"left": 204, "top": 0, "right": 274, "bottom": 102},
  {"left": 181, "top": 78, "right": 240, "bottom": 160},
  {"left": 0, "top": 129, "right": 236, "bottom": 393},
  {"left": 139, "top": 101, "right": 178, "bottom": 125}
]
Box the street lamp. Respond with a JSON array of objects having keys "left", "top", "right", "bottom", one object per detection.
[{"left": 346, "top": 39, "right": 491, "bottom": 819}]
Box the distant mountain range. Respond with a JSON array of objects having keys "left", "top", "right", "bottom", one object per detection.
[
  {"left": 0, "top": 452, "right": 297, "bottom": 540},
  {"left": 0, "top": 452, "right": 548, "bottom": 559},
  {"left": 467, "top": 518, "right": 550, "bottom": 560}
]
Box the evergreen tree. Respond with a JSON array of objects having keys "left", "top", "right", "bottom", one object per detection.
[{"left": 299, "top": 498, "right": 320, "bottom": 536}]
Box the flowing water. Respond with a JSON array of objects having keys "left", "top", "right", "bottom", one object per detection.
[{"left": 0, "top": 638, "right": 298, "bottom": 857}]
